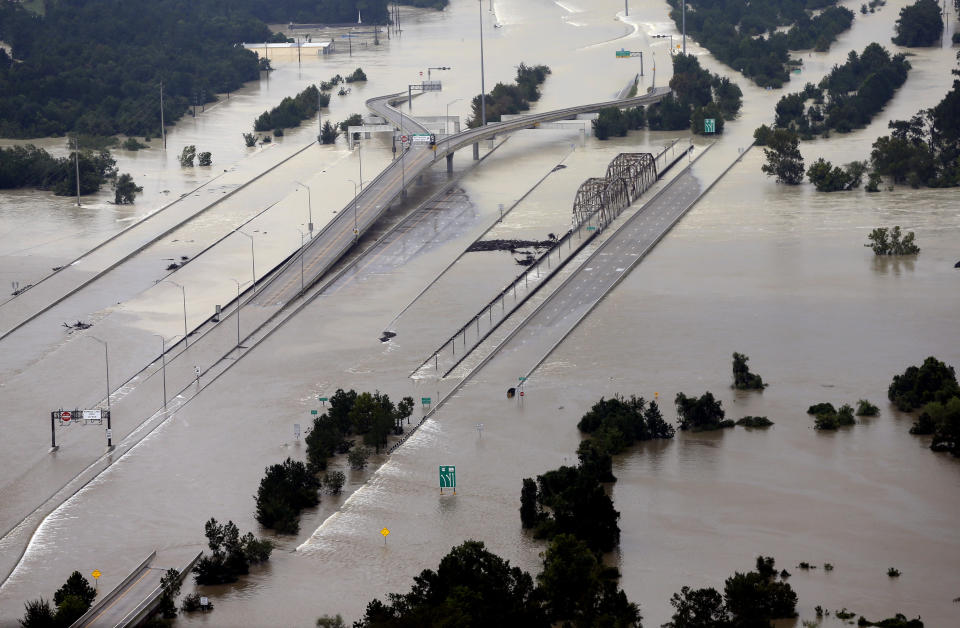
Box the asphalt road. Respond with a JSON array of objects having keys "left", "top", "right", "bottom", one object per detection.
[{"left": 490, "top": 165, "right": 704, "bottom": 366}]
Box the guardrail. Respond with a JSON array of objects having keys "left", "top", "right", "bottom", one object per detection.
[
  {"left": 119, "top": 551, "right": 202, "bottom": 628},
  {"left": 70, "top": 551, "right": 156, "bottom": 628}
]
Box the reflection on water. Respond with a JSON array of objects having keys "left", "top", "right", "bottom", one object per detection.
[{"left": 1, "top": 0, "right": 959, "bottom": 626}]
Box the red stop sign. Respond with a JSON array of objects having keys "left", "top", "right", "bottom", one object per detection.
[
  {"left": 60, "top": 410, "right": 72, "bottom": 422},
  {"left": 519, "top": 391, "right": 525, "bottom": 397}
]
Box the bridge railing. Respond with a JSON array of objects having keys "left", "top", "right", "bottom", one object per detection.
[{"left": 411, "top": 141, "right": 680, "bottom": 380}]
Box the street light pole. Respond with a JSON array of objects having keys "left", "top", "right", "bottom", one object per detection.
[
  {"left": 230, "top": 279, "right": 247, "bottom": 349},
  {"left": 446, "top": 98, "right": 462, "bottom": 135},
  {"left": 348, "top": 179, "right": 359, "bottom": 239},
  {"left": 163, "top": 280, "right": 189, "bottom": 349},
  {"left": 479, "top": 0, "right": 486, "bottom": 126},
  {"left": 296, "top": 229, "right": 305, "bottom": 294},
  {"left": 294, "top": 181, "right": 313, "bottom": 238},
  {"left": 682, "top": 0, "right": 686, "bottom": 54},
  {"left": 89, "top": 336, "right": 112, "bottom": 448},
  {"left": 238, "top": 231, "right": 257, "bottom": 291}
]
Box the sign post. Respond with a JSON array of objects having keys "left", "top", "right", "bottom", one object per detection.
[
  {"left": 439, "top": 465, "right": 456, "bottom": 494},
  {"left": 91, "top": 570, "right": 101, "bottom": 591},
  {"left": 381, "top": 527, "right": 390, "bottom": 545},
  {"left": 318, "top": 396, "right": 328, "bottom": 406},
  {"left": 704, "top": 118, "right": 716, "bottom": 133}
]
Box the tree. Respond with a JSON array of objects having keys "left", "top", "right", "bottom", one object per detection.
[
  {"left": 53, "top": 571, "right": 97, "bottom": 608},
  {"left": 113, "top": 173, "right": 142, "bottom": 204},
  {"left": 243, "top": 132, "right": 257, "bottom": 147},
  {"left": 198, "top": 151, "right": 212, "bottom": 166},
  {"left": 345, "top": 67, "right": 367, "bottom": 82},
  {"left": 156, "top": 568, "right": 181, "bottom": 619},
  {"left": 254, "top": 457, "right": 320, "bottom": 534},
  {"left": 892, "top": 0, "right": 944, "bottom": 47},
  {"left": 354, "top": 540, "right": 549, "bottom": 627},
  {"left": 18, "top": 598, "right": 55, "bottom": 628},
  {"left": 732, "top": 353, "right": 765, "bottom": 390},
  {"left": 866, "top": 226, "right": 920, "bottom": 255},
  {"left": 193, "top": 518, "right": 271, "bottom": 585},
  {"left": 520, "top": 477, "right": 541, "bottom": 528},
  {"left": 889, "top": 357, "right": 959, "bottom": 411},
  {"left": 179, "top": 145, "right": 196, "bottom": 167},
  {"left": 664, "top": 586, "right": 728, "bottom": 628},
  {"left": 537, "top": 533, "right": 641, "bottom": 626},
  {"left": 324, "top": 470, "right": 345, "bottom": 494},
  {"left": 675, "top": 391, "right": 728, "bottom": 431},
  {"left": 319, "top": 120, "right": 338, "bottom": 144},
  {"left": 348, "top": 445, "right": 371, "bottom": 470},
  {"left": 918, "top": 396, "right": 960, "bottom": 455},
  {"left": 316, "top": 614, "right": 346, "bottom": 628},
  {"left": 761, "top": 129, "right": 804, "bottom": 184}
]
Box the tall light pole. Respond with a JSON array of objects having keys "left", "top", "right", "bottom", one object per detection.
[
  {"left": 446, "top": 98, "right": 462, "bottom": 135},
  {"left": 682, "top": 0, "right": 686, "bottom": 54},
  {"left": 154, "top": 334, "right": 180, "bottom": 408},
  {"left": 230, "top": 279, "right": 248, "bottom": 350},
  {"left": 347, "top": 178, "right": 360, "bottom": 239},
  {"left": 238, "top": 231, "right": 257, "bottom": 291},
  {"left": 296, "top": 229, "right": 306, "bottom": 294},
  {"left": 293, "top": 180, "right": 313, "bottom": 238},
  {"left": 165, "top": 280, "right": 188, "bottom": 348},
  {"left": 73, "top": 136, "right": 81, "bottom": 207},
  {"left": 89, "top": 336, "right": 112, "bottom": 448},
  {"left": 478, "top": 0, "right": 487, "bottom": 126}
]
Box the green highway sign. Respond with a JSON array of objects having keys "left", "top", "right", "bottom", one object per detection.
[
  {"left": 704, "top": 118, "right": 716, "bottom": 133},
  {"left": 422, "top": 397, "right": 432, "bottom": 405},
  {"left": 439, "top": 465, "right": 456, "bottom": 489},
  {"left": 586, "top": 226, "right": 597, "bottom": 231},
  {"left": 318, "top": 397, "right": 328, "bottom": 402},
  {"left": 310, "top": 410, "right": 318, "bottom": 415},
  {"left": 518, "top": 376, "right": 526, "bottom": 381}
]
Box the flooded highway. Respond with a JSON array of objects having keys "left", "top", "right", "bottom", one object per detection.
[{"left": 1, "top": 0, "right": 958, "bottom": 626}]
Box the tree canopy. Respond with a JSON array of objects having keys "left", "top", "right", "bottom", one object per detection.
[
  {"left": 667, "top": 0, "right": 854, "bottom": 87},
  {"left": 892, "top": 0, "right": 944, "bottom": 47},
  {"left": 888, "top": 357, "right": 959, "bottom": 411},
  {"left": 0, "top": 1, "right": 394, "bottom": 138}
]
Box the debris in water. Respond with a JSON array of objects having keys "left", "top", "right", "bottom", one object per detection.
[
  {"left": 379, "top": 331, "right": 397, "bottom": 343},
  {"left": 63, "top": 320, "right": 92, "bottom": 331},
  {"left": 467, "top": 238, "right": 557, "bottom": 253},
  {"left": 166, "top": 263, "right": 180, "bottom": 271}
]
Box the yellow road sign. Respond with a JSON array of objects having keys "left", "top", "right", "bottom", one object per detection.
[
  {"left": 380, "top": 528, "right": 390, "bottom": 537},
  {"left": 91, "top": 570, "right": 101, "bottom": 580}
]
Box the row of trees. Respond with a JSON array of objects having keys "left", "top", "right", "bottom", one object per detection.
[
  {"left": 773, "top": 44, "right": 910, "bottom": 138},
  {"left": 254, "top": 84, "right": 327, "bottom": 133},
  {"left": 667, "top": 0, "right": 854, "bottom": 87},
  {"left": 0, "top": 143, "right": 141, "bottom": 202},
  {"left": 594, "top": 54, "right": 743, "bottom": 139},
  {"left": 467, "top": 63, "right": 551, "bottom": 127},
  {"left": 0, "top": 1, "right": 393, "bottom": 139}
]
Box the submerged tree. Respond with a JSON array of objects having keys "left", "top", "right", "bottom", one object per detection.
[
  {"left": 761, "top": 129, "right": 804, "bottom": 184},
  {"left": 732, "top": 353, "right": 766, "bottom": 390},
  {"left": 113, "top": 173, "right": 142, "bottom": 204},
  {"left": 866, "top": 226, "right": 920, "bottom": 255}
]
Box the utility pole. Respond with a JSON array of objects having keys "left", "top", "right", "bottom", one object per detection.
[
  {"left": 682, "top": 0, "right": 686, "bottom": 54},
  {"left": 160, "top": 81, "right": 166, "bottom": 149},
  {"left": 625, "top": 0, "right": 629, "bottom": 17},
  {"left": 479, "top": 0, "right": 487, "bottom": 126},
  {"left": 73, "top": 136, "right": 81, "bottom": 207}
]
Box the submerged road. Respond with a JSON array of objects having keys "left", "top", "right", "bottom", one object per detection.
[{"left": 252, "top": 87, "right": 672, "bottom": 307}]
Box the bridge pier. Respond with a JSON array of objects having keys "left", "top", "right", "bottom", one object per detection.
[
  {"left": 472, "top": 142, "right": 479, "bottom": 160},
  {"left": 446, "top": 153, "right": 453, "bottom": 173}
]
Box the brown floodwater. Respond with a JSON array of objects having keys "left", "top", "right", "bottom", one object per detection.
[{"left": 1, "top": 0, "right": 958, "bottom": 626}]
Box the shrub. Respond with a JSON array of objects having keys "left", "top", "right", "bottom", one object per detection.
[
  {"left": 856, "top": 399, "right": 879, "bottom": 416},
  {"left": 348, "top": 445, "right": 371, "bottom": 470},
  {"left": 736, "top": 416, "right": 773, "bottom": 427},
  {"left": 888, "top": 357, "right": 959, "bottom": 411},
  {"left": 324, "top": 471, "right": 345, "bottom": 494},
  {"left": 732, "top": 352, "right": 766, "bottom": 390},
  {"left": 675, "top": 391, "right": 726, "bottom": 431}
]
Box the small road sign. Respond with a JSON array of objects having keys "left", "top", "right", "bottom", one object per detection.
[
  {"left": 439, "top": 465, "right": 456, "bottom": 490},
  {"left": 294, "top": 424, "right": 301, "bottom": 439},
  {"left": 310, "top": 410, "right": 318, "bottom": 415},
  {"left": 520, "top": 391, "right": 525, "bottom": 397},
  {"left": 586, "top": 225, "right": 597, "bottom": 231},
  {"left": 421, "top": 397, "right": 431, "bottom": 405},
  {"left": 91, "top": 570, "right": 101, "bottom": 580},
  {"left": 60, "top": 410, "right": 72, "bottom": 423},
  {"left": 105, "top": 428, "right": 112, "bottom": 440},
  {"left": 518, "top": 376, "right": 526, "bottom": 382},
  {"left": 704, "top": 118, "right": 716, "bottom": 133},
  {"left": 318, "top": 396, "right": 328, "bottom": 403},
  {"left": 381, "top": 527, "right": 390, "bottom": 537},
  {"left": 400, "top": 135, "right": 408, "bottom": 142}
]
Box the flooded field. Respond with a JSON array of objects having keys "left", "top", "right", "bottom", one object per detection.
[{"left": 1, "top": 0, "right": 958, "bottom": 626}]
